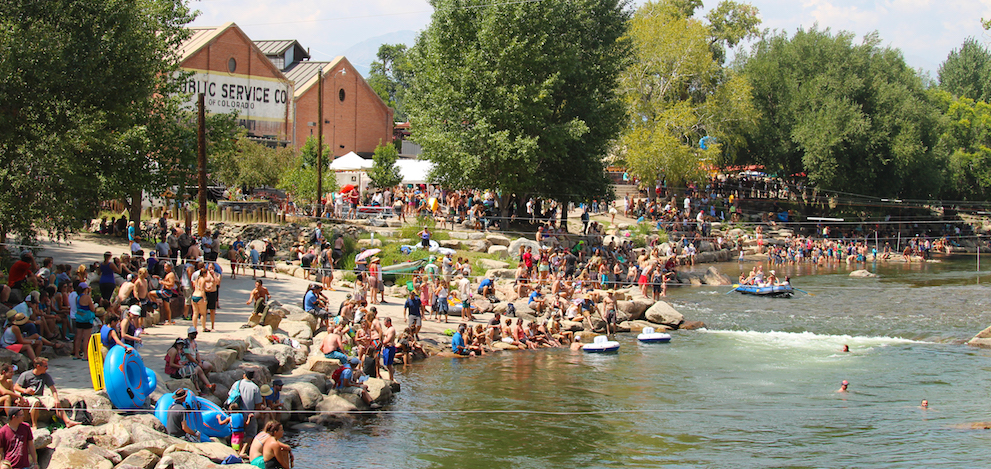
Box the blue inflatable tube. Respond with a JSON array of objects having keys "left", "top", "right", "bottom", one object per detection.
[
  {"left": 155, "top": 389, "right": 232, "bottom": 440},
  {"left": 103, "top": 345, "right": 157, "bottom": 409}
]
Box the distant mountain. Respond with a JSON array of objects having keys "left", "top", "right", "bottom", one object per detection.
[{"left": 343, "top": 30, "right": 417, "bottom": 77}]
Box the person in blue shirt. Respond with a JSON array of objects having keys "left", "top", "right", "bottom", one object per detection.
[
  {"left": 303, "top": 284, "right": 331, "bottom": 331},
  {"left": 335, "top": 357, "right": 379, "bottom": 409},
  {"left": 477, "top": 274, "right": 494, "bottom": 298},
  {"left": 451, "top": 324, "right": 468, "bottom": 355},
  {"left": 451, "top": 323, "right": 482, "bottom": 356},
  {"left": 528, "top": 285, "right": 546, "bottom": 314},
  {"left": 403, "top": 291, "right": 422, "bottom": 340}
]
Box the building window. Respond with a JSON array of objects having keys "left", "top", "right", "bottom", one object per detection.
[
  {"left": 339, "top": 89, "right": 345, "bottom": 102},
  {"left": 228, "top": 57, "right": 237, "bottom": 73}
]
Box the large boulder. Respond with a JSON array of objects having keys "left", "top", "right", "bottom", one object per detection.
[
  {"left": 214, "top": 338, "right": 249, "bottom": 358},
  {"left": 279, "top": 320, "right": 314, "bottom": 340},
  {"left": 0, "top": 347, "right": 31, "bottom": 371},
  {"left": 703, "top": 266, "right": 732, "bottom": 286},
  {"left": 478, "top": 258, "right": 509, "bottom": 270},
  {"left": 154, "top": 451, "right": 216, "bottom": 469},
  {"left": 278, "top": 388, "right": 303, "bottom": 422},
  {"left": 285, "top": 372, "right": 329, "bottom": 394},
  {"left": 162, "top": 441, "right": 238, "bottom": 463},
  {"left": 364, "top": 378, "right": 393, "bottom": 403},
  {"left": 644, "top": 301, "right": 684, "bottom": 327},
  {"left": 204, "top": 349, "right": 238, "bottom": 372},
  {"left": 46, "top": 446, "right": 113, "bottom": 469},
  {"left": 118, "top": 449, "right": 161, "bottom": 469},
  {"left": 487, "top": 245, "right": 509, "bottom": 259},
  {"left": 306, "top": 356, "right": 343, "bottom": 376},
  {"left": 357, "top": 238, "right": 383, "bottom": 248},
  {"left": 508, "top": 238, "right": 541, "bottom": 259},
  {"left": 471, "top": 239, "right": 493, "bottom": 252},
  {"left": 439, "top": 239, "right": 463, "bottom": 249},
  {"left": 486, "top": 234, "right": 511, "bottom": 246},
  {"left": 286, "top": 312, "right": 319, "bottom": 333},
  {"left": 284, "top": 382, "right": 323, "bottom": 410},
  {"left": 241, "top": 352, "right": 284, "bottom": 374},
  {"left": 968, "top": 325, "right": 991, "bottom": 349},
  {"left": 849, "top": 269, "right": 878, "bottom": 278},
  {"left": 63, "top": 389, "right": 115, "bottom": 426},
  {"left": 487, "top": 268, "right": 516, "bottom": 279}
]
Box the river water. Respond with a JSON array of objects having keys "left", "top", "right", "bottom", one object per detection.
[{"left": 290, "top": 256, "right": 991, "bottom": 468}]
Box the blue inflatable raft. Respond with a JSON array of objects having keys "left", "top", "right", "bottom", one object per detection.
[
  {"left": 155, "top": 388, "right": 232, "bottom": 441},
  {"left": 102, "top": 345, "right": 157, "bottom": 409},
  {"left": 732, "top": 284, "right": 794, "bottom": 298}
]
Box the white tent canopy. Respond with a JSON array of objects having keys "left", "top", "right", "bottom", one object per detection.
[
  {"left": 329, "top": 151, "right": 373, "bottom": 170},
  {"left": 396, "top": 159, "right": 433, "bottom": 184}
]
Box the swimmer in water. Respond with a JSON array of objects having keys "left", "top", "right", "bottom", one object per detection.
[
  {"left": 920, "top": 399, "right": 929, "bottom": 409},
  {"left": 842, "top": 344, "right": 850, "bottom": 352},
  {"left": 570, "top": 334, "right": 584, "bottom": 351},
  {"left": 837, "top": 380, "right": 849, "bottom": 393}
]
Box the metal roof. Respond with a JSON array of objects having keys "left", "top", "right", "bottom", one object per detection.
[
  {"left": 253, "top": 40, "right": 298, "bottom": 56},
  {"left": 178, "top": 23, "right": 234, "bottom": 64},
  {"left": 283, "top": 57, "right": 345, "bottom": 98}
]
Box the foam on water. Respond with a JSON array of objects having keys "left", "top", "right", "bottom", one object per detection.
[{"left": 702, "top": 328, "right": 925, "bottom": 350}]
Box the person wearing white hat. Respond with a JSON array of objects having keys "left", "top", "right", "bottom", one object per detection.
[{"left": 119, "top": 305, "right": 143, "bottom": 348}]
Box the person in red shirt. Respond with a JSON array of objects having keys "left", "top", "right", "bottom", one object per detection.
[
  {"left": 7, "top": 251, "right": 37, "bottom": 291},
  {"left": 0, "top": 406, "right": 37, "bottom": 469}
]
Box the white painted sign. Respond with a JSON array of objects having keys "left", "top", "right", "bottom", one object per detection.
[{"left": 177, "top": 71, "right": 289, "bottom": 122}]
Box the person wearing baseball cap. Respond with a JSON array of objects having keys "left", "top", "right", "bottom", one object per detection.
[
  {"left": 0, "top": 403, "right": 38, "bottom": 469},
  {"left": 837, "top": 380, "right": 849, "bottom": 393},
  {"left": 183, "top": 326, "right": 213, "bottom": 375}
]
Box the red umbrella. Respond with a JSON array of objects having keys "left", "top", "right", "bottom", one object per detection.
[{"left": 339, "top": 184, "right": 355, "bottom": 194}]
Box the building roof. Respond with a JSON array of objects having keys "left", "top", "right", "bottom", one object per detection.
[
  {"left": 253, "top": 39, "right": 310, "bottom": 61},
  {"left": 179, "top": 23, "right": 234, "bottom": 64},
  {"left": 284, "top": 57, "right": 345, "bottom": 98}
]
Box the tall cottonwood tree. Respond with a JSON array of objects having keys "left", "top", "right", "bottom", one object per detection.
[
  {"left": 739, "top": 27, "right": 943, "bottom": 198},
  {"left": 619, "top": 0, "right": 759, "bottom": 191},
  {"left": 406, "top": 0, "right": 630, "bottom": 225}
]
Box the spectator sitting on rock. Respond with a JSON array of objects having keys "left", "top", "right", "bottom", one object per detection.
[
  {"left": 14, "top": 357, "right": 78, "bottom": 429},
  {"left": 334, "top": 357, "right": 380, "bottom": 409},
  {"left": 1, "top": 313, "right": 41, "bottom": 362}
]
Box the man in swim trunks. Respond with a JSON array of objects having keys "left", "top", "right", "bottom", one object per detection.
[
  {"left": 320, "top": 325, "right": 348, "bottom": 364},
  {"left": 381, "top": 317, "right": 398, "bottom": 381},
  {"left": 601, "top": 290, "right": 618, "bottom": 336},
  {"left": 156, "top": 262, "right": 178, "bottom": 324}
]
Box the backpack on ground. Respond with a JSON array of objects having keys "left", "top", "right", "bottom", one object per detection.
[
  {"left": 69, "top": 400, "right": 92, "bottom": 426},
  {"left": 506, "top": 302, "right": 516, "bottom": 317}
]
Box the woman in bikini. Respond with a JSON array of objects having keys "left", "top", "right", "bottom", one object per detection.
[{"left": 191, "top": 263, "right": 208, "bottom": 333}]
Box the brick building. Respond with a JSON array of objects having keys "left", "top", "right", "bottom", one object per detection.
[
  {"left": 177, "top": 23, "right": 293, "bottom": 144},
  {"left": 177, "top": 23, "right": 393, "bottom": 153}
]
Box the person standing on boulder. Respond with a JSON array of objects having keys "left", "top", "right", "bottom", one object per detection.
[
  {"left": 231, "top": 370, "right": 263, "bottom": 454},
  {"left": 381, "top": 317, "right": 398, "bottom": 382}
]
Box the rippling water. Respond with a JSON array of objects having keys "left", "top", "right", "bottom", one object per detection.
[{"left": 290, "top": 256, "right": 991, "bottom": 468}]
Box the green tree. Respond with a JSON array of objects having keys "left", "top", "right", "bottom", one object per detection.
[
  {"left": 277, "top": 156, "right": 337, "bottom": 211},
  {"left": 368, "top": 44, "right": 412, "bottom": 121},
  {"left": 407, "top": 0, "right": 630, "bottom": 225},
  {"left": 619, "top": 0, "right": 759, "bottom": 190},
  {"left": 211, "top": 133, "right": 296, "bottom": 190},
  {"left": 739, "top": 27, "right": 943, "bottom": 198},
  {"left": 933, "top": 90, "right": 991, "bottom": 199},
  {"left": 368, "top": 142, "right": 403, "bottom": 188},
  {"left": 938, "top": 38, "right": 991, "bottom": 102},
  {"left": 0, "top": 0, "right": 197, "bottom": 240},
  {"left": 298, "top": 135, "right": 332, "bottom": 170}
]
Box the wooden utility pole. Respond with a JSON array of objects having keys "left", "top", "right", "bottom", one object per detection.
[
  {"left": 317, "top": 68, "right": 324, "bottom": 217},
  {"left": 197, "top": 93, "right": 207, "bottom": 237}
]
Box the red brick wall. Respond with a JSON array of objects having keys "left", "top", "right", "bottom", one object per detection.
[
  {"left": 180, "top": 26, "right": 292, "bottom": 139},
  {"left": 292, "top": 59, "right": 394, "bottom": 156}
]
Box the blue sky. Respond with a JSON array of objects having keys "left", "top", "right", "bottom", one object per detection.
[{"left": 189, "top": 0, "right": 991, "bottom": 75}]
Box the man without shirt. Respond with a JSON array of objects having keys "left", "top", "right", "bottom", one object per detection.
[
  {"left": 245, "top": 279, "right": 270, "bottom": 319},
  {"left": 320, "top": 325, "right": 348, "bottom": 364},
  {"left": 381, "top": 318, "right": 398, "bottom": 382}
]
